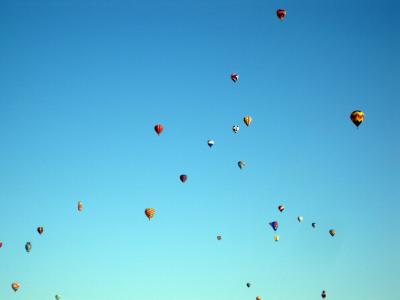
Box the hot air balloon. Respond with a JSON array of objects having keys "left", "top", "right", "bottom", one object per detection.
[
  {"left": 238, "top": 160, "right": 246, "bottom": 169},
  {"left": 207, "top": 140, "right": 215, "bottom": 147},
  {"left": 25, "top": 242, "right": 32, "bottom": 253},
  {"left": 231, "top": 73, "right": 239, "bottom": 82},
  {"left": 277, "top": 9, "right": 286, "bottom": 20},
  {"left": 154, "top": 124, "right": 164, "bottom": 135},
  {"left": 55, "top": 295, "right": 61, "bottom": 300},
  {"left": 278, "top": 205, "right": 285, "bottom": 212},
  {"left": 270, "top": 221, "right": 279, "bottom": 231},
  {"left": 145, "top": 208, "right": 156, "bottom": 220},
  {"left": 312, "top": 223, "right": 317, "bottom": 228},
  {"left": 321, "top": 290, "right": 327, "bottom": 298},
  {"left": 11, "top": 282, "right": 20, "bottom": 292},
  {"left": 78, "top": 201, "right": 83, "bottom": 212},
  {"left": 180, "top": 175, "right": 187, "bottom": 183},
  {"left": 243, "top": 116, "right": 252, "bottom": 126},
  {"left": 0, "top": 242, "right": 3, "bottom": 248},
  {"left": 246, "top": 283, "right": 251, "bottom": 288},
  {"left": 37, "top": 227, "right": 44, "bottom": 235},
  {"left": 256, "top": 296, "right": 262, "bottom": 300},
  {"left": 232, "top": 125, "right": 240, "bottom": 133},
  {"left": 297, "top": 216, "right": 304, "bottom": 222},
  {"left": 274, "top": 235, "right": 280, "bottom": 241},
  {"left": 350, "top": 110, "right": 365, "bottom": 127},
  {"left": 329, "top": 229, "right": 336, "bottom": 237},
  {"left": 217, "top": 235, "right": 222, "bottom": 241}
]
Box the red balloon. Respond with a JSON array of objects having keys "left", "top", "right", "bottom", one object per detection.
[
  {"left": 154, "top": 124, "right": 164, "bottom": 135},
  {"left": 277, "top": 9, "right": 286, "bottom": 20},
  {"left": 180, "top": 174, "right": 187, "bottom": 183},
  {"left": 37, "top": 227, "right": 44, "bottom": 235},
  {"left": 0, "top": 242, "right": 3, "bottom": 248}
]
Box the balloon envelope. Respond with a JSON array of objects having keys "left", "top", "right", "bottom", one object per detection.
[
  {"left": 246, "top": 283, "right": 251, "bottom": 288},
  {"left": 232, "top": 125, "right": 240, "bottom": 133},
  {"left": 277, "top": 9, "right": 286, "bottom": 20},
  {"left": 312, "top": 223, "right": 317, "bottom": 228},
  {"left": 350, "top": 110, "right": 365, "bottom": 127},
  {"left": 297, "top": 216, "right": 304, "bottom": 222},
  {"left": 231, "top": 73, "right": 239, "bottom": 82},
  {"left": 154, "top": 124, "right": 164, "bottom": 135},
  {"left": 278, "top": 205, "right": 285, "bottom": 212},
  {"left": 274, "top": 235, "right": 280, "bottom": 241},
  {"left": 180, "top": 174, "right": 187, "bottom": 183},
  {"left": 321, "top": 290, "right": 327, "bottom": 298},
  {"left": 238, "top": 160, "right": 246, "bottom": 169},
  {"left": 329, "top": 229, "right": 336, "bottom": 236},
  {"left": 270, "top": 221, "right": 279, "bottom": 231},
  {"left": 207, "top": 140, "right": 215, "bottom": 147},
  {"left": 37, "top": 227, "right": 44, "bottom": 235},
  {"left": 25, "top": 242, "right": 32, "bottom": 253},
  {"left": 217, "top": 235, "right": 222, "bottom": 240},
  {"left": 243, "top": 116, "right": 252, "bottom": 126},
  {"left": 55, "top": 295, "right": 61, "bottom": 300},
  {"left": 11, "top": 282, "right": 20, "bottom": 292},
  {"left": 78, "top": 201, "right": 83, "bottom": 212},
  {"left": 145, "top": 208, "right": 156, "bottom": 220}
]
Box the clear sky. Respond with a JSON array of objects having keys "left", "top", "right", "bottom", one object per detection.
[{"left": 0, "top": 0, "right": 399, "bottom": 299}]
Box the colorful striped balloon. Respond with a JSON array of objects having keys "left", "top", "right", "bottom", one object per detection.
[
  {"left": 145, "top": 208, "right": 156, "bottom": 220},
  {"left": 350, "top": 110, "right": 365, "bottom": 127}
]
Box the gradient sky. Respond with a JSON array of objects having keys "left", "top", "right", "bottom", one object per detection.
[{"left": 0, "top": 0, "right": 399, "bottom": 299}]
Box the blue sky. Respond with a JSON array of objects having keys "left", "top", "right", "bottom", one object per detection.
[{"left": 0, "top": 0, "right": 399, "bottom": 299}]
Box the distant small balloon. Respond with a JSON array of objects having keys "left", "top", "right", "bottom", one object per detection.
[
  {"left": 270, "top": 221, "right": 279, "bottom": 231},
  {"left": 238, "top": 160, "right": 246, "bottom": 169},
  {"left": 25, "top": 242, "right": 32, "bottom": 253},
  {"left": 277, "top": 9, "right": 287, "bottom": 20},
  {"left": 37, "top": 227, "right": 44, "bottom": 235},
  {"left": 321, "top": 290, "right": 327, "bottom": 298},
  {"left": 180, "top": 174, "right": 188, "bottom": 183},
  {"left": 0, "top": 242, "right": 3, "bottom": 248},
  {"left": 274, "top": 235, "right": 280, "bottom": 242},
  {"left": 55, "top": 295, "right": 61, "bottom": 300},
  {"left": 231, "top": 73, "right": 239, "bottom": 82},
  {"left": 246, "top": 283, "right": 251, "bottom": 288},
  {"left": 297, "top": 216, "right": 304, "bottom": 222},
  {"left": 329, "top": 229, "right": 336, "bottom": 237},
  {"left": 154, "top": 124, "right": 164, "bottom": 135},
  {"left": 207, "top": 140, "right": 215, "bottom": 147},
  {"left": 312, "top": 223, "right": 317, "bottom": 228},
  {"left": 217, "top": 235, "right": 222, "bottom": 240},
  {"left": 256, "top": 296, "right": 262, "bottom": 300},
  {"left": 145, "top": 208, "right": 156, "bottom": 220},
  {"left": 78, "top": 201, "right": 83, "bottom": 212},
  {"left": 232, "top": 125, "right": 240, "bottom": 133},
  {"left": 278, "top": 205, "right": 285, "bottom": 212},
  {"left": 243, "top": 116, "right": 252, "bottom": 126},
  {"left": 11, "top": 282, "right": 20, "bottom": 292}
]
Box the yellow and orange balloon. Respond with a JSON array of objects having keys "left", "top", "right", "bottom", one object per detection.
[
  {"left": 243, "top": 116, "right": 252, "bottom": 126},
  {"left": 145, "top": 208, "right": 156, "bottom": 220},
  {"left": 350, "top": 110, "right": 365, "bottom": 127},
  {"left": 11, "top": 282, "right": 20, "bottom": 292}
]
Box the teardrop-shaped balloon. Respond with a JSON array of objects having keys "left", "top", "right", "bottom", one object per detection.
[
  {"left": 256, "top": 296, "right": 262, "bottom": 300},
  {"left": 207, "top": 140, "right": 215, "bottom": 147},
  {"left": 55, "top": 295, "right": 61, "bottom": 300},
  {"left": 180, "top": 174, "right": 187, "bottom": 183},
  {"left": 145, "top": 208, "right": 156, "bottom": 220},
  {"left": 246, "top": 283, "right": 251, "bottom": 288},
  {"left": 278, "top": 205, "right": 285, "bottom": 212},
  {"left": 270, "top": 221, "right": 279, "bottom": 231},
  {"left": 274, "top": 235, "right": 280, "bottom": 241},
  {"left": 154, "top": 124, "right": 164, "bottom": 135},
  {"left": 329, "top": 229, "right": 336, "bottom": 237},
  {"left": 277, "top": 9, "right": 286, "bottom": 20},
  {"left": 25, "top": 242, "right": 32, "bottom": 253},
  {"left": 217, "top": 235, "right": 222, "bottom": 241},
  {"left": 297, "top": 216, "right": 304, "bottom": 222},
  {"left": 312, "top": 223, "right": 317, "bottom": 228},
  {"left": 231, "top": 73, "right": 239, "bottom": 82},
  {"left": 238, "top": 160, "right": 246, "bottom": 169},
  {"left": 243, "top": 116, "right": 252, "bottom": 126},
  {"left": 37, "top": 227, "right": 44, "bottom": 235},
  {"left": 78, "top": 201, "right": 83, "bottom": 212},
  {"left": 350, "top": 110, "right": 365, "bottom": 127},
  {"left": 0, "top": 241, "right": 3, "bottom": 248},
  {"left": 11, "top": 282, "right": 20, "bottom": 292},
  {"left": 321, "top": 290, "right": 327, "bottom": 298}
]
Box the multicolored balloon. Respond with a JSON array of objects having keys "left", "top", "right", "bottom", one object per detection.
[
  {"left": 243, "top": 116, "right": 252, "bottom": 126},
  {"left": 78, "top": 201, "right": 83, "bottom": 212},
  {"left": 37, "top": 227, "right": 44, "bottom": 235},
  {"left": 11, "top": 282, "right": 20, "bottom": 292},
  {"left": 350, "top": 110, "right": 365, "bottom": 127},
  {"left": 25, "top": 242, "right": 32, "bottom": 253},
  {"left": 256, "top": 296, "right": 262, "bottom": 300},
  {"left": 278, "top": 205, "right": 285, "bottom": 212},
  {"left": 270, "top": 221, "right": 279, "bottom": 231},
  {"left": 232, "top": 125, "right": 240, "bottom": 133},
  {"left": 231, "top": 73, "right": 239, "bottom": 82},
  {"left": 145, "top": 208, "right": 156, "bottom": 220},
  {"left": 329, "top": 229, "right": 336, "bottom": 237},
  {"left": 180, "top": 174, "right": 187, "bottom": 183},
  {"left": 154, "top": 124, "right": 164, "bottom": 135},
  {"left": 277, "top": 9, "right": 287, "bottom": 20},
  {"left": 238, "top": 160, "right": 246, "bottom": 169}
]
